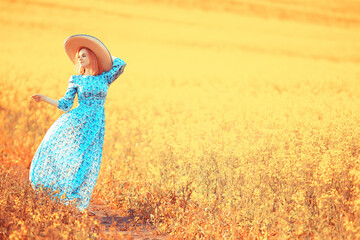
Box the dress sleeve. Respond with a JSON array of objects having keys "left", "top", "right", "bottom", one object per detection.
[
  {"left": 58, "top": 76, "right": 77, "bottom": 112},
  {"left": 103, "top": 57, "right": 127, "bottom": 85}
]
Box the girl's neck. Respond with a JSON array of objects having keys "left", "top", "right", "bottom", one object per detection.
[{"left": 83, "top": 68, "right": 91, "bottom": 76}]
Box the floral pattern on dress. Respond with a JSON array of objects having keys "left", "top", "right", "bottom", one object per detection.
[{"left": 29, "top": 57, "right": 126, "bottom": 211}]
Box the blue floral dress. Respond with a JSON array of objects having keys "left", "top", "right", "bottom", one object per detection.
[{"left": 29, "top": 58, "right": 126, "bottom": 211}]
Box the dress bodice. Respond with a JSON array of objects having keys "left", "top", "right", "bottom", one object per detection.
[
  {"left": 58, "top": 57, "right": 126, "bottom": 112},
  {"left": 75, "top": 75, "right": 108, "bottom": 108}
]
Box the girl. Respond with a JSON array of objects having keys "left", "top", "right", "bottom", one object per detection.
[{"left": 30, "top": 34, "right": 126, "bottom": 211}]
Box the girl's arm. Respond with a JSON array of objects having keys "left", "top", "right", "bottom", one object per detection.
[
  {"left": 30, "top": 94, "right": 59, "bottom": 108},
  {"left": 31, "top": 76, "right": 77, "bottom": 112},
  {"left": 104, "top": 56, "right": 126, "bottom": 85}
]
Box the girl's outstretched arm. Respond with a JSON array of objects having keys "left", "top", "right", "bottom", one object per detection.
[{"left": 30, "top": 94, "right": 59, "bottom": 108}]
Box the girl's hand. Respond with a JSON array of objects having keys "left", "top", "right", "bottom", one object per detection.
[{"left": 31, "top": 94, "right": 45, "bottom": 102}]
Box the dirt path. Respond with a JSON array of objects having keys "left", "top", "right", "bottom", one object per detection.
[{"left": 88, "top": 201, "right": 167, "bottom": 239}]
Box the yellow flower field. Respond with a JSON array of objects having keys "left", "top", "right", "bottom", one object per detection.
[{"left": 1, "top": 0, "right": 360, "bottom": 238}]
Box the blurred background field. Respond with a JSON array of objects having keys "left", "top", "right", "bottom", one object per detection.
[{"left": 1, "top": 0, "right": 360, "bottom": 238}]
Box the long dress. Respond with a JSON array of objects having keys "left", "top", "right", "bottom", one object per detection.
[{"left": 29, "top": 57, "right": 126, "bottom": 211}]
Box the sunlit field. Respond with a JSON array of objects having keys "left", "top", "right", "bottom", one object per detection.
[{"left": 1, "top": 0, "right": 360, "bottom": 238}]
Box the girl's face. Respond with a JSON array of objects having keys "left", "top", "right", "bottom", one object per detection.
[{"left": 77, "top": 48, "right": 90, "bottom": 68}]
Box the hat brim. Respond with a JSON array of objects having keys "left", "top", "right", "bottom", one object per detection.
[{"left": 64, "top": 34, "right": 113, "bottom": 72}]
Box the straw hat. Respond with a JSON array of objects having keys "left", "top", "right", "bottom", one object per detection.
[{"left": 64, "top": 34, "right": 113, "bottom": 71}]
